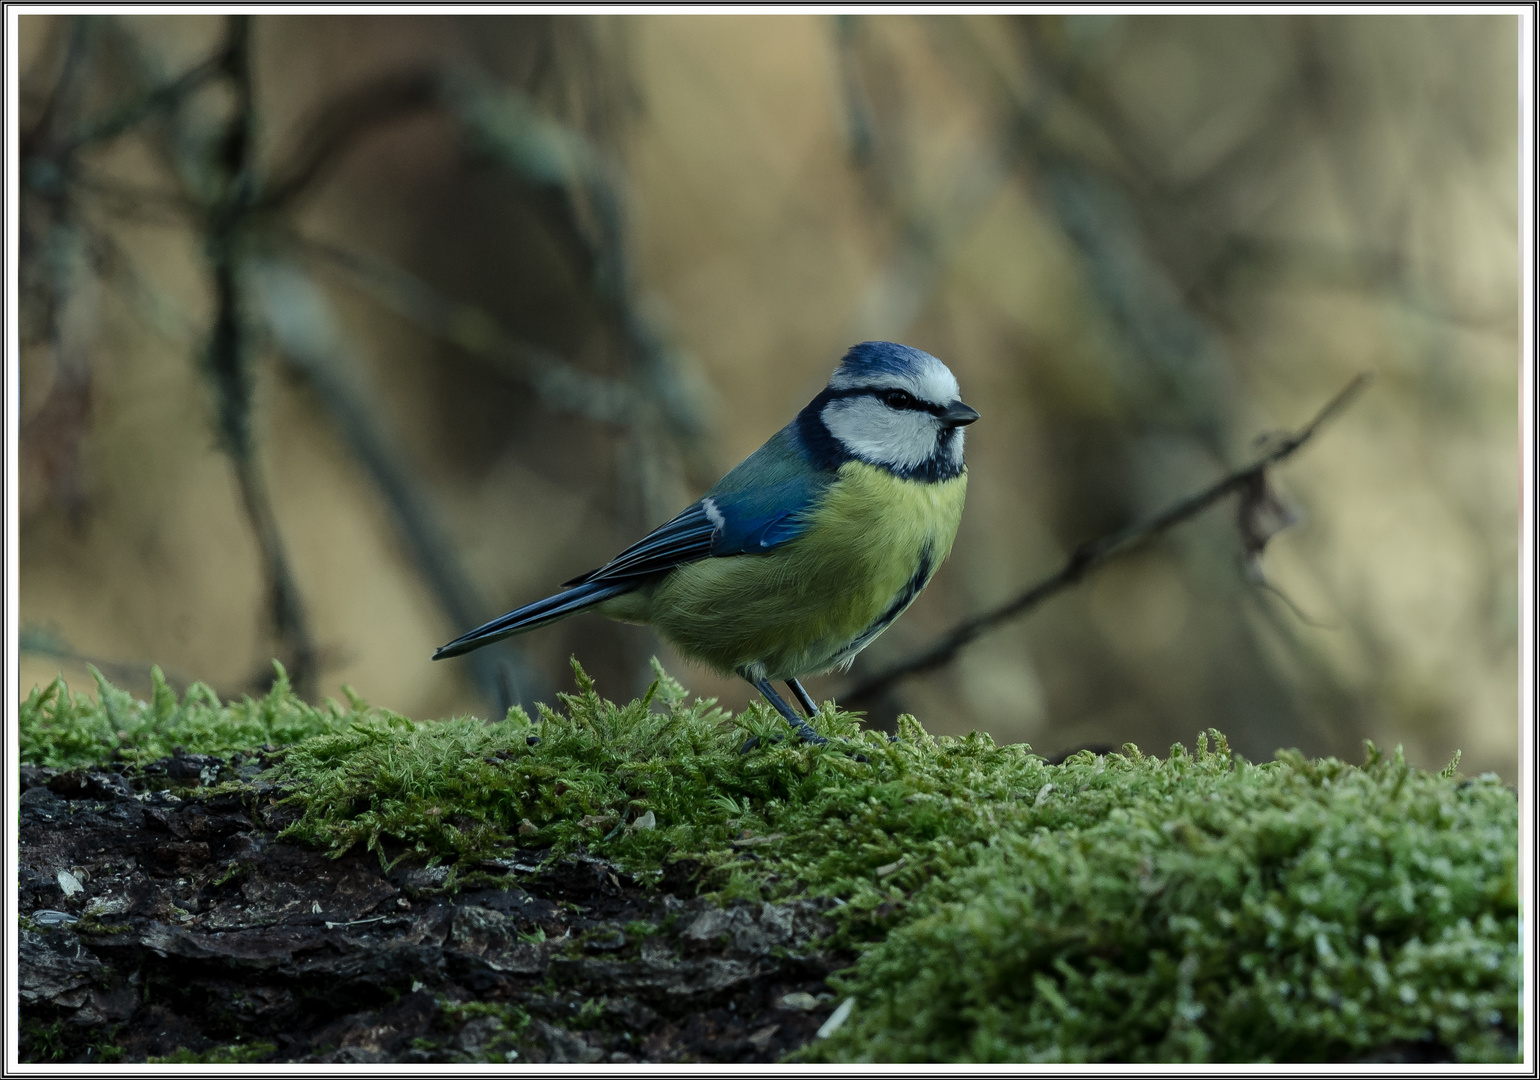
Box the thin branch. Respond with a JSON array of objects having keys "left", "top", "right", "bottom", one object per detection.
[
  {"left": 833, "top": 15, "right": 875, "bottom": 167},
  {"left": 22, "top": 15, "right": 95, "bottom": 156},
  {"left": 88, "top": 223, "right": 199, "bottom": 341},
  {"left": 287, "top": 231, "right": 640, "bottom": 426},
  {"left": 445, "top": 56, "right": 719, "bottom": 661},
  {"left": 842, "top": 372, "right": 1372, "bottom": 705},
  {"left": 201, "top": 14, "right": 319, "bottom": 698},
  {"left": 434, "top": 65, "right": 715, "bottom": 491},
  {"left": 59, "top": 47, "right": 224, "bottom": 156},
  {"left": 257, "top": 68, "right": 441, "bottom": 209},
  {"left": 67, "top": 166, "right": 200, "bottom": 222},
  {"left": 26, "top": 18, "right": 710, "bottom": 713},
  {"left": 245, "top": 255, "right": 547, "bottom": 713}
]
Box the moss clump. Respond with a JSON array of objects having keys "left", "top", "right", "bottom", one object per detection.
[
  {"left": 19, "top": 662, "right": 1519, "bottom": 1063},
  {"left": 19, "top": 663, "right": 379, "bottom": 769},
  {"left": 438, "top": 1000, "right": 531, "bottom": 1062},
  {"left": 266, "top": 659, "right": 908, "bottom": 882},
  {"left": 18, "top": 1019, "right": 124, "bottom": 1063},
  {"left": 803, "top": 740, "right": 1518, "bottom": 1063},
  {"left": 147, "top": 1040, "right": 275, "bottom": 1064}
]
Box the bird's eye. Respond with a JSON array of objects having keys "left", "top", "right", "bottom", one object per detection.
[{"left": 881, "top": 389, "right": 917, "bottom": 410}]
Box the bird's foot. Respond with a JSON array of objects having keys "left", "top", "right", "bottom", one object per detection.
[
  {"left": 788, "top": 719, "right": 829, "bottom": 746},
  {"left": 739, "top": 734, "right": 776, "bottom": 754}
]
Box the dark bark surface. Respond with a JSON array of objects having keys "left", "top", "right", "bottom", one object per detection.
[{"left": 18, "top": 758, "right": 849, "bottom": 1064}]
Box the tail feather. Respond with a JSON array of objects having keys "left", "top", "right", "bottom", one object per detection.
[{"left": 433, "top": 580, "right": 633, "bottom": 660}]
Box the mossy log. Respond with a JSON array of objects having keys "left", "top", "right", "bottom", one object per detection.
[{"left": 18, "top": 663, "right": 1519, "bottom": 1063}]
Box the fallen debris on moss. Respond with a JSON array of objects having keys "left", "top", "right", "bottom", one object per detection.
[{"left": 18, "top": 663, "right": 1520, "bottom": 1063}]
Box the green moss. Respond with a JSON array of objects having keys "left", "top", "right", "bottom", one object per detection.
[
  {"left": 441, "top": 998, "right": 531, "bottom": 1030},
  {"left": 19, "top": 1003, "right": 126, "bottom": 1062},
  {"left": 20, "top": 663, "right": 1519, "bottom": 1063},
  {"left": 147, "top": 1040, "right": 275, "bottom": 1064},
  {"left": 20, "top": 663, "right": 384, "bottom": 769},
  {"left": 439, "top": 999, "right": 530, "bottom": 1062},
  {"left": 572, "top": 997, "right": 606, "bottom": 1029},
  {"left": 801, "top": 737, "right": 1519, "bottom": 1063},
  {"left": 21, "top": 1018, "right": 126, "bottom": 1064},
  {"left": 19, "top": 1019, "right": 69, "bottom": 1062},
  {"left": 266, "top": 658, "right": 853, "bottom": 878}
]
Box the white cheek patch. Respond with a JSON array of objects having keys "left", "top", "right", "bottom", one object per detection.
[{"left": 822, "top": 396, "right": 939, "bottom": 471}]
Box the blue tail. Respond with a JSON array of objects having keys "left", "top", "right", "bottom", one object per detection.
[{"left": 433, "top": 580, "right": 634, "bottom": 660}]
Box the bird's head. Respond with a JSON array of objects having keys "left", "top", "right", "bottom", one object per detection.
[{"left": 800, "top": 341, "right": 979, "bottom": 481}]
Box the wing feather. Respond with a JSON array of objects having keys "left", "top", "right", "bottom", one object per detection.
[
  {"left": 563, "top": 505, "right": 719, "bottom": 586},
  {"left": 562, "top": 426, "right": 833, "bottom": 586},
  {"left": 563, "top": 480, "right": 821, "bottom": 586}
]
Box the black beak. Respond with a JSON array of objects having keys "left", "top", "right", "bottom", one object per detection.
[{"left": 941, "top": 401, "right": 980, "bottom": 428}]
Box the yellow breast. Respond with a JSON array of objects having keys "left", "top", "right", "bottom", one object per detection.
[{"left": 624, "top": 462, "right": 967, "bottom": 680}]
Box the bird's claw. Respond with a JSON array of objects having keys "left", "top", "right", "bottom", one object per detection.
[{"left": 791, "top": 722, "right": 829, "bottom": 746}]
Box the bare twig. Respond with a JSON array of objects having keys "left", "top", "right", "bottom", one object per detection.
[
  {"left": 258, "top": 68, "right": 440, "bottom": 209},
  {"left": 22, "top": 15, "right": 94, "bottom": 155},
  {"left": 439, "top": 53, "right": 718, "bottom": 685},
  {"left": 18, "top": 20, "right": 105, "bottom": 528},
  {"left": 201, "top": 15, "right": 318, "bottom": 698},
  {"left": 842, "top": 373, "right": 1372, "bottom": 704},
  {"left": 62, "top": 166, "right": 200, "bottom": 222},
  {"left": 448, "top": 70, "right": 712, "bottom": 460},
  {"left": 24, "top": 16, "right": 711, "bottom": 713},
  {"left": 833, "top": 15, "right": 875, "bottom": 166},
  {"left": 246, "top": 256, "right": 547, "bottom": 713},
  {"left": 59, "top": 49, "right": 224, "bottom": 155},
  {"left": 288, "top": 231, "right": 640, "bottom": 425},
  {"left": 939, "top": 18, "right": 1243, "bottom": 457}
]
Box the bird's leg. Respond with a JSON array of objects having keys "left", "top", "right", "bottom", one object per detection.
[
  {"left": 787, "top": 679, "right": 819, "bottom": 718},
  {"left": 750, "top": 677, "right": 828, "bottom": 745},
  {"left": 784, "top": 679, "right": 873, "bottom": 758}
]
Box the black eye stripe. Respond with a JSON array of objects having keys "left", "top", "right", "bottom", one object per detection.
[
  {"left": 826, "top": 386, "right": 945, "bottom": 415},
  {"left": 885, "top": 392, "right": 943, "bottom": 415}
]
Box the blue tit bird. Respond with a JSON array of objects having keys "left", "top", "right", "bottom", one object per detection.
[{"left": 434, "top": 341, "right": 978, "bottom": 744}]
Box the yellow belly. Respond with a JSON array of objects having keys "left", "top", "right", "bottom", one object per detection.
[{"left": 601, "top": 462, "right": 967, "bottom": 680}]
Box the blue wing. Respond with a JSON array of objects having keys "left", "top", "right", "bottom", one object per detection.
[
  {"left": 436, "top": 426, "right": 831, "bottom": 659},
  {"left": 564, "top": 425, "right": 830, "bottom": 586},
  {"left": 562, "top": 477, "right": 820, "bottom": 586},
  {"left": 562, "top": 502, "right": 718, "bottom": 585}
]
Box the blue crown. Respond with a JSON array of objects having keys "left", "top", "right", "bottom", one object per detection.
[{"left": 833, "top": 341, "right": 940, "bottom": 383}]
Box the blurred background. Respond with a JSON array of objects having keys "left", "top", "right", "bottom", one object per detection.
[{"left": 17, "top": 13, "right": 1521, "bottom": 779}]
